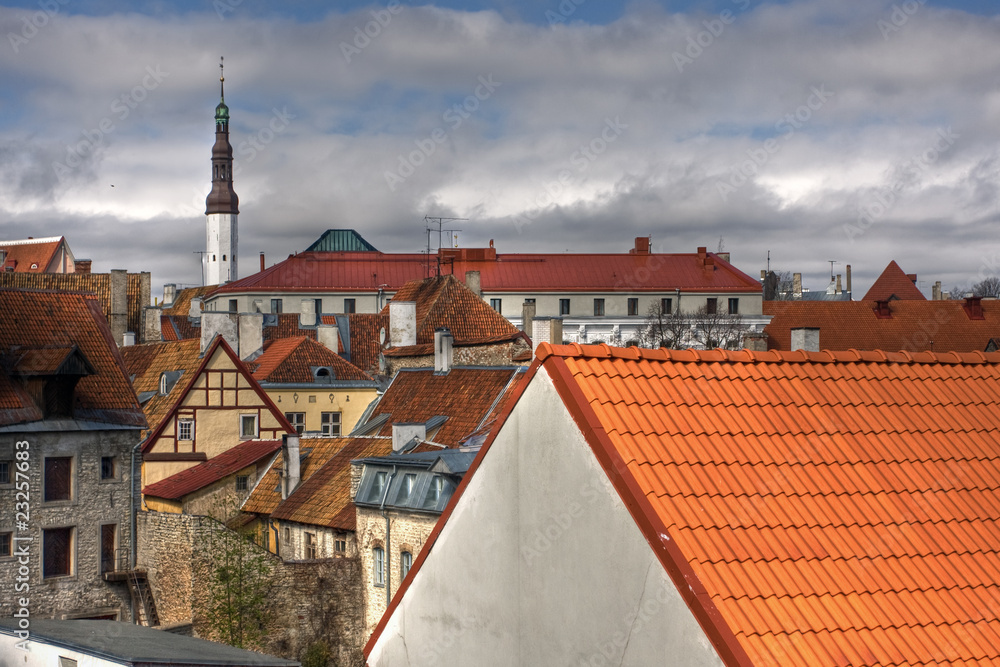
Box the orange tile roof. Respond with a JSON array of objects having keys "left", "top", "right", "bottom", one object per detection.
[
  {"left": 345, "top": 313, "right": 388, "bottom": 374},
  {"left": 143, "top": 438, "right": 282, "bottom": 500},
  {"left": 764, "top": 299, "right": 1000, "bottom": 353},
  {"left": 120, "top": 339, "right": 203, "bottom": 440},
  {"left": 0, "top": 271, "right": 148, "bottom": 337},
  {"left": 249, "top": 337, "right": 374, "bottom": 384},
  {"left": 0, "top": 237, "right": 65, "bottom": 272},
  {"left": 242, "top": 437, "right": 350, "bottom": 516},
  {"left": 0, "top": 289, "right": 145, "bottom": 427},
  {"left": 380, "top": 275, "right": 522, "bottom": 348},
  {"left": 160, "top": 285, "right": 216, "bottom": 341},
  {"left": 269, "top": 436, "right": 393, "bottom": 530},
  {"left": 863, "top": 261, "right": 926, "bottom": 301},
  {"left": 363, "top": 367, "right": 522, "bottom": 446},
  {"left": 529, "top": 343, "right": 1000, "bottom": 666}
]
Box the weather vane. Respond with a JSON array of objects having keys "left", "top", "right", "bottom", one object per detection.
[{"left": 219, "top": 56, "right": 224, "bottom": 83}]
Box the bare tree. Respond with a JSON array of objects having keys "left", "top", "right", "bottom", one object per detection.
[
  {"left": 690, "top": 306, "right": 749, "bottom": 350},
  {"left": 637, "top": 301, "right": 690, "bottom": 349},
  {"left": 763, "top": 270, "right": 796, "bottom": 301},
  {"left": 973, "top": 276, "right": 1000, "bottom": 298}
]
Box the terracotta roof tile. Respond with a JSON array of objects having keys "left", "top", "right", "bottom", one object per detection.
[
  {"left": 242, "top": 437, "right": 350, "bottom": 516},
  {"left": 381, "top": 275, "right": 521, "bottom": 346},
  {"left": 764, "top": 299, "right": 1000, "bottom": 353},
  {"left": 269, "top": 437, "right": 393, "bottom": 529},
  {"left": 863, "top": 261, "right": 927, "bottom": 301},
  {"left": 249, "top": 337, "right": 374, "bottom": 384},
  {"left": 361, "top": 367, "right": 523, "bottom": 446},
  {"left": 143, "top": 438, "right": 282, "bottom": 500},
  {"left": 0, "top": 271, "right": 148, "bottom": 337},
  {"left": 0, "top": 237, "right": 64, "bottom": 272},
  {"left": 160, "top": 285, "right": 216, "bottom": 340},
  {"left": 345, "top": 313, "right": 388, "bottom": 373},
  {"left": 534, "top": 343, "right": 1000, "bottom": 666},
  {"left": 0, "top": 289, "right": 145, "bottom": 427},
  {"left": 120, "top": 339, "right": 203, "bottom": 439}
]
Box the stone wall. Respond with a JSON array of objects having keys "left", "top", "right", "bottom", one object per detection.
[
  {"left": 138, "top": 510, "right": 364, "bottom": 665},
  {"left": 355, "top": 506, "right": 438, "bottom": 639},
  {"left": 0, "top": 428, "right": 138, "bottom": 622},
  {"left": 278, "top": 520, "right": 357, "bottom": 561},
  {"left": 385, "top": 339, "right": 529, "bottom": 375}
]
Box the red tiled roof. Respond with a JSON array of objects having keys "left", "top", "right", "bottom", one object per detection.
[
  {"left": 381, "top": 275, "right": 521, "bottom": 346},
  {"left": 0, "top": 289, "right": 145, "bottom": 427},
  {"left": 160, "top": 285, "right": 216, "bottom": 341},
  {"left": 143, "top": 438, "right": 282, "bottom": 500},
  {"left": 0, "top": 271, "right": 149, "bottom": 337},
  {"left": 250, "top": 337, "right": 373, "bottom": 383},
  {"left": 363, "top": 367, "right": 523, "bottom": 446},
  {"left": 346, "top": 313, "right": 388, "bottom": 373},
  {"left": 863, "top": 261, "right": 926, "bottom": 301},
  {"left": 120, "top": 339, "right": 203, "bottom": 439},
  {"left": 0, "top": 237, "right": 65, "bottom": 272},
  {"left": 763, "top": 299, "right": 1000, "bottom": 353},
  {"left": 527, "top": 343, "right": 1000, "bottom": 666},
  {"left": 242, "top": 437, "right": 354, "bottom": 516},
  {"left": 208, "top": 248, "right": 761, "bottom": 295},
  {"left": 269, "top": 436, "right": 393, "bottom": 530}
]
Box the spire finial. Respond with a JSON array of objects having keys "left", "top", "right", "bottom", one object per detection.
[{"left": 219, "top": 56, "right": 225, "bottom": 102}]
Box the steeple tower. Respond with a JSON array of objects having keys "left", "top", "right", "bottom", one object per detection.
[{"left": 205, "top": 56, "right": 239, "bottom": 285}]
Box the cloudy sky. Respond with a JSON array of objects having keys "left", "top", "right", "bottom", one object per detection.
[{"left": 1, "top": 0, "right": 999, "bottom": 299}]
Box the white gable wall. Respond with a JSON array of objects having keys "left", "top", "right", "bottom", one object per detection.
[{"left": 367, "top": 367, "right": 725, "bottom": 666}]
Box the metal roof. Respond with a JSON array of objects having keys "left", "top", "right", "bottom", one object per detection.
[{"left": 305, "top": 229, "right": 379, "bottom": 253}]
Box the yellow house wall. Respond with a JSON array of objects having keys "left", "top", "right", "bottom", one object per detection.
[
  {"left": 145, "top": 497, "right": 183, "bottom": 513},
  {"left": 265, "top": 387, "right": 377, "bottom": 435}
]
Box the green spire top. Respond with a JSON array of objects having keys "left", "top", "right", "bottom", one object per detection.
[{"left": 215, "top": 57, "right": 229, "bottom": 126}]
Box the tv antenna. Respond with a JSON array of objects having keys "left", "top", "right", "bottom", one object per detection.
[{"left": 424, "top": 216, "right": 467, "bottom": 277}]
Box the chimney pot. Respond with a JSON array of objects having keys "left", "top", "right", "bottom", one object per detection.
[
  {"left": 122, "top": 331, "right": 136, "bottom": 347},
  {"left": 259, "top": 252, "right": 265, "bottom": 273},
  {"left": 434, "top": 328, "right": 454, "bottom": 374}
]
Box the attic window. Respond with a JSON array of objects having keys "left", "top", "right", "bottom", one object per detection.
[
  {"left": 313, "top": 367, "right": 334, "bottom": 383},
  {"left": 159, "top": 374, "right": 168, "bottom": 395},
  {"left": 30, "top": 263, "right": 38, "bottom": 269}
]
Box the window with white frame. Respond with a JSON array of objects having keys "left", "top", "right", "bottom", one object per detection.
[
  {"left": 285, "top": 412, "right": 305, "bottom": 434},
  {"left": 321, "top": 412, "right": 341, "bottom": 437},
  {"left": 401, "top": 551, "right": 413, "bottom": 579},
  {"left": 240, "top": 414, "right": 258, "bottom": 439},
  {"left": 373, "top": 547, "right": 385, "bottom": 586}
]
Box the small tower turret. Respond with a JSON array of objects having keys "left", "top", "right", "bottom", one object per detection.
[{"left": 205, "top": 56, "right": 239, "bottom": 285}]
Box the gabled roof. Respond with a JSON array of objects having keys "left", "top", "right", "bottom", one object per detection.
[
  {"left": 0, "top": 236, "right": 69, "bottom": 273},
  {"left": 139, "top": 336, "right": 294, "bottom": 453},
  {"left": 0, "top": 289, "right": 145, "bottom": 428},
  {"left": 208, "top": 246, "right": 762, "bottom": 296},
  {"left": 120, "top": 339, "right": 203, "bottom": 440},
  {"left": 404, "top": 344, "right": 1000, "bottom": 665},
  {"left": 306, "top": 229, "right": 379, "bottom": 253},
  {"left": 249, "top": 337, "right": 374, "bottom": 384},
  {"left": 0, "top": 271, "right": 149, "bottom": 337},
  {"left": 143, "top": 438, "right": 282, "bottom": 500},
  {"left": 242, "top": 437, "right": 349, "bottom": 516},
  {"left": 359, "top": 366, "right": 524, "bottom": 446},
  {"left": 863, "top": 260, "right": 926, "bottom": 301},
  {"left": 269, "top": 436, "right": 393, "bottom": 530},
  {"left": 763, "top": 299, "right": 1000, "bottom": 352}
]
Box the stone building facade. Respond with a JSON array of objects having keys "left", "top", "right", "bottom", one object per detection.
[{"left": 0, "top": 429, "right": 138, "bottom": 622}]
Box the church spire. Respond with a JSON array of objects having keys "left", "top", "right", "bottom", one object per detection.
[{"left": 205, "top": 57, "right": 239, "bottom": 285}]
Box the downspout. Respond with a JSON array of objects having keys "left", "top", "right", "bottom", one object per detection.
[
  {"left": 379, "top": 466, "right": 398, "bottom": 609},
  {"left": 129, "top": 439, "right": 143, "bottom": 624}
]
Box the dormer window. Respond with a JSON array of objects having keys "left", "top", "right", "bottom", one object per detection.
[{"left": 313, "top": 367, "right": 334, "bottom": 384}]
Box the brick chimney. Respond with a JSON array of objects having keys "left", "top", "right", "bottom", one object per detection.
[
  {"left": 630, "top": 237, "right": 650, "bottom": 255},
  {"left": 74, "top": 259, "right": 92, "bottom": 274},
  {"left": 793, "top": 273, "right": 802, "bottom": 298},
  {"left": 964, "top": 296, "right": 985, "bottom": 320},
  {"left": 846, "top": 265, "right": 852, "bottom": 294},
  {"left": 143, "top": 305, "right": 162, "bottom": 343},
  {"left": 874, "top": 300, "right": 892, "bottom": 318}
]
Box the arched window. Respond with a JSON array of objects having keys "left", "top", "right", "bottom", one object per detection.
[{"left": 159, "top": 373, "right": 168, "bottom": 395}]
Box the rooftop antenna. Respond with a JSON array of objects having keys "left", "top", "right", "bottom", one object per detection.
[{"left": 424, "top": 216, "right": 467, "bottom": 277}]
